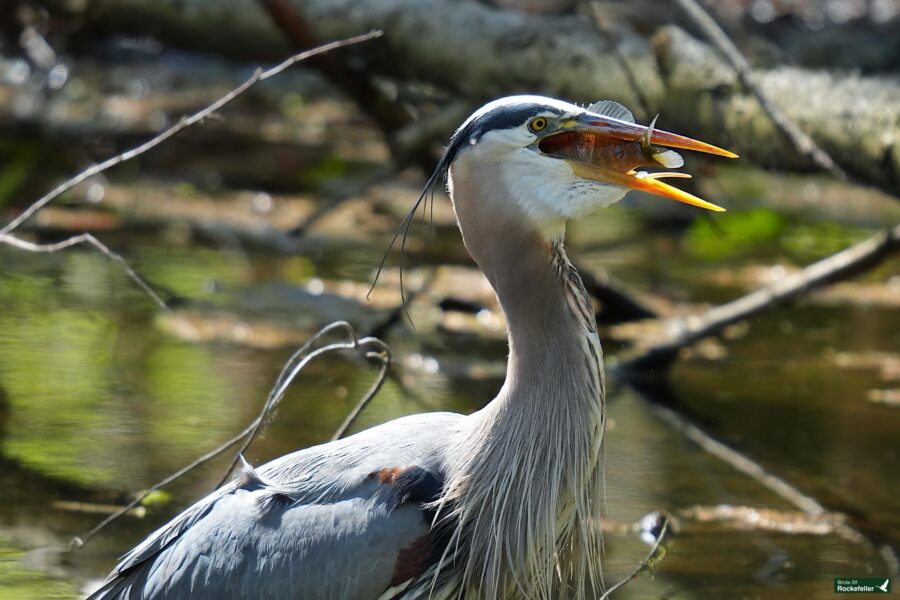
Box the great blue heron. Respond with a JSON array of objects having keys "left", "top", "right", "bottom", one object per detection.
[{"left": 88, "top": 95, "right": 735, "bottom": 600}]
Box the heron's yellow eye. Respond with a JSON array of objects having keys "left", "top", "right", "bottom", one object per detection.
[{"left": 529, "top": 117, "right": 548, "bottom": 133}]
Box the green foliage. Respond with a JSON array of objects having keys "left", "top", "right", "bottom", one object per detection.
[
  {"left": 686, "top": 208, "right": 872, "bottom": 263},
  {"left": 686, "top": 209, "right": 785, "bottom": 260}
]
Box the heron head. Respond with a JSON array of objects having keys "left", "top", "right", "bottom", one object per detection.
[{"left": 442, "top": 95, "right": 736, "bottom": 240}]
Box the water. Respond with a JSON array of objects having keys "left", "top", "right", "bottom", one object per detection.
[{"left": 0, "top": 199, "right": 897, "bottom": 599}]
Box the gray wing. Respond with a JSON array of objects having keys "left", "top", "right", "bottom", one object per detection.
[{"left": 89, "top": 412, "right": 463, "bottom": 600}]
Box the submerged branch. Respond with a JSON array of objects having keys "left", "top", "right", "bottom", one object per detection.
[
  {"left": 645, "top": 395, "right": 826, "bottom": 516},
  {"left": 630, "top": 381, "right": 900, "bottom": 578}
]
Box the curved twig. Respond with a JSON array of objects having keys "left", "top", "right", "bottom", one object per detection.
[
  {"left": 72, "top": 321, "right": 392, "bottom": 550},
  {"left": 331, "top": 338, "right": 392, "bottom": 440},
  {"left": 215, "top": 321, "right": 389, "bottom": 487}
]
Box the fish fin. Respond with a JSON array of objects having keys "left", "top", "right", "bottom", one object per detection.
[
  {"left": 641, "top": 114, "right": 659, "bottom": 153},
  {"left": 653, "top": 149, "right": 685, "bottom": 168},
  {"left": 587, "top": 100, "right": 635, "bottom": 123}
]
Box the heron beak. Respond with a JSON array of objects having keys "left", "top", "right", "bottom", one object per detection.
[{"left": 539, "top": 113, "right": 738, "bottom": 212}]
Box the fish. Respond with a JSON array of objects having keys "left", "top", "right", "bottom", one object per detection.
[{"left": 539, "top": 100, "right": 685, "bottom": 173}]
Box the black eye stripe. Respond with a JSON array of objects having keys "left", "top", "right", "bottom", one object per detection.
[{"left": 443, "top": 104, "right": 565, "bottom": 165}]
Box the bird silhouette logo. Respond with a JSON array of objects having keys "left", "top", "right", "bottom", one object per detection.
[{"left": 877, "top": 579, "right": 890, "bottom": 593}]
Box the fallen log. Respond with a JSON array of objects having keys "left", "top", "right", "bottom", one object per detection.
[{"left": 36, "top": 0, "right": 900, "bottom": 193}]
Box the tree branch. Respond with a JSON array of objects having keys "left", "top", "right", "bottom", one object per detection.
[
  {"left": 618, "top": 223, "right": 900, "bottom": 374},
  {"left": 0, "top": 31, "right": 382, "bottom": 237},
  {"left": 1, "top": 32, "right": 383, "bottom": 313},
  {"left": 253, "top": 0, "right": 434, "bottom": 172}
]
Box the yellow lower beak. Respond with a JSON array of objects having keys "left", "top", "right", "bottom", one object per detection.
[{"left": 568, "top": 161, "right": 726, "bottom": 212}]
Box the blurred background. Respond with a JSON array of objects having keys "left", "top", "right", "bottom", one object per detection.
[{"left": 0, "top": 0, "right": 898, "bottom": 598}]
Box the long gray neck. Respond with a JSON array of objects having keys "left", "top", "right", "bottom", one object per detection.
[
  {"left": 443, "top": 187, "right": 606, "bottom": 599},
  {"left": 457, "top": 208, "right": 604, "bottom": 410}
]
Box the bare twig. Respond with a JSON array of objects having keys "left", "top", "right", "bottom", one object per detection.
[
  {"left": 599, "top": 516, "right": 671, "bottom": 600},
  {"left": 331, "top": 347, "right": 391, "bottom": 441},
  {"left": 0, "top": 233, "right": 168, "bottom": 310},
  {"left": 0, "top": 30, "right": 382, "bottom": 237},
  {"left": 619, "top": 224, "right": 900, "bottom": 373},
  {"left": 671, "top": 0, "right": 846, "bottom": 179},
  {"left": 1, "top": 32, "right": 382, "bottom": 313},
  {"left": 216, "top": 321, "right": 390, "bottom": 487},
  {"left": 71, "top": 426, "right": 250, "bottom": 550},
  {"left": 73, "top": 321, "right": 391, "bottom": 549}
]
